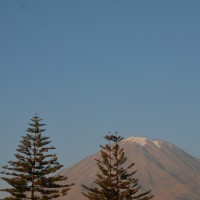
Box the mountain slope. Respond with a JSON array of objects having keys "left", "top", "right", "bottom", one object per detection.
[{"left": 59, "top": 137, "right": 200, "bottom": 200}]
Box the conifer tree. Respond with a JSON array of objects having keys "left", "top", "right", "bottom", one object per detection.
[
  {"left": 0, "top": 115, "right": 73, "bottom": 200},
  {"left": 82, "top": 133, "right": 153, "bottom": 200}
]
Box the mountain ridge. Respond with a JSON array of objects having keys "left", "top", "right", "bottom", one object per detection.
[{"left": 58, "top": 137, "right": 200, "bottom": 200}]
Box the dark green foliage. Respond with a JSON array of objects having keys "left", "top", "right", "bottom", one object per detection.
[
  {"left": 1, "top": 115, "right": 73, "bottom": 200},
  {"left": 82, "top": 133, "right": 154, "bottom": 200}
]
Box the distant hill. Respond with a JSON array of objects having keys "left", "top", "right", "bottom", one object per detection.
[{"left": 58, "top": 137, "right": 200, "bottom": 200}]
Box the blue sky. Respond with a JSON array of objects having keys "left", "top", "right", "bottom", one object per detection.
[{"left": 0, "top": 0, "right": 200, "bottom": 184}]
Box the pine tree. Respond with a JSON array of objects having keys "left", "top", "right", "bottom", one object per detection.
[
  {"left": 82, "top": 133, "right": 154, "bottom": 200},
  {"left": 0, "top": 115, "right": 73, "bottom": 200}
]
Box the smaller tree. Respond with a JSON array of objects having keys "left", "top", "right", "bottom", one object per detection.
[
  {"left": 82, "top": 132, "right": 154, "bottom": 200},
  {"left": 0, "top": 115, "right": 73, "bottom": 200}
]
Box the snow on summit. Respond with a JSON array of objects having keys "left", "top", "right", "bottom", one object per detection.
[
  {"left": 153, "top": 140, "right": 161, "bottom": 148},
  {"left": 122, "top": 137, "right": 180, "bottom": 150},
  {"left": 122, "top": 137, "right": 148, "bottom": 146}
]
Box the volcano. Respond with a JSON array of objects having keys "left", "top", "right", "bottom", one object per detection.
[{"left": 58, "top": 137, "right": 200, "bottom": 200}]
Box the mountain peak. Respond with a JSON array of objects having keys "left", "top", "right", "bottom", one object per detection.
[
  {"left": 121, "top": 137, "right": 176, "bottom": 149},
  {"left": 122, "top": 137, "right": 148, "bottom": 146},
  {"left": 59, "top": 136, "right": 200, "bottom": 200}
]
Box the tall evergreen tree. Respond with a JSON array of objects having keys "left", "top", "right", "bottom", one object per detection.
[
  {"left": 0, "top": 115, "right": 73, "bottom": 200},
  {"left": 82, "top": 133, "right": 154, "bottom": 200}
]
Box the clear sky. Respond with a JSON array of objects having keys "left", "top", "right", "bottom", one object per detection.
[{"left": 0, "top": 0, "right": 200, "bottom": 182}]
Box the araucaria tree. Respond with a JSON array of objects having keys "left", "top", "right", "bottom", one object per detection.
[
  {"left": 0, "top": 115, "right": 73, "bottom": 200},
  {"left": 82, "top": 133, "right": 153, "bottom": 200}
]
